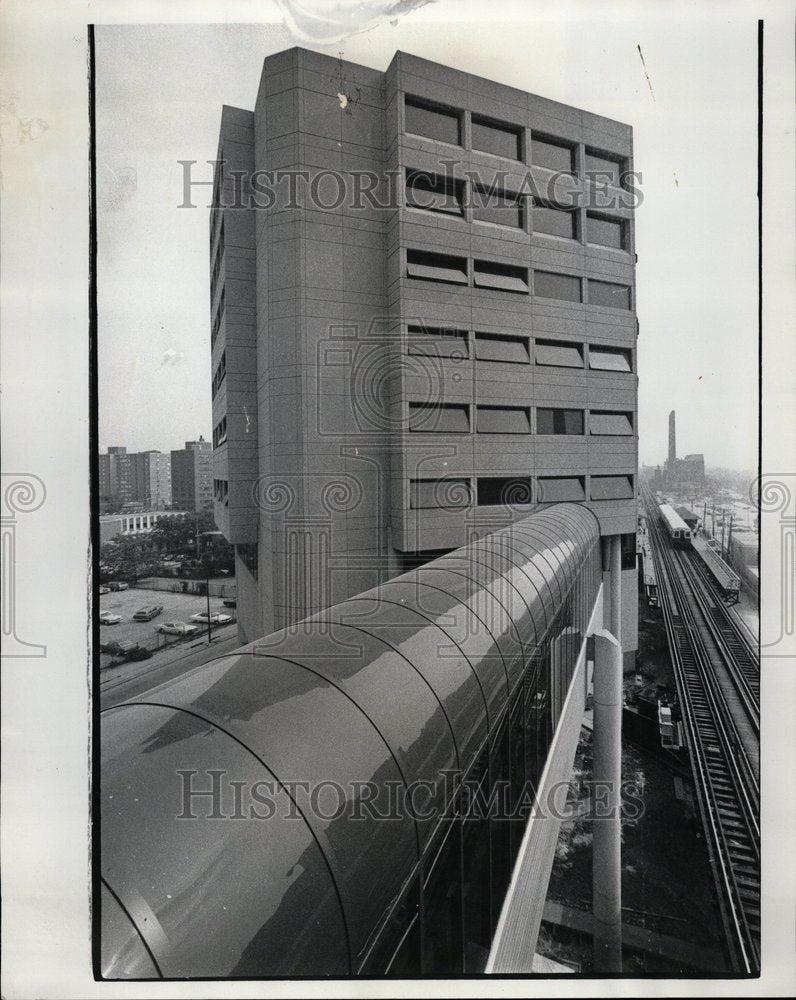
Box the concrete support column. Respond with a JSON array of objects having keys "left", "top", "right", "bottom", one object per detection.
[
  {"left": 592, "top": 628, "right": 623, "bottom": 973},
  {"left": 610, "top": 534, "right": 622, "bottom": 645}
]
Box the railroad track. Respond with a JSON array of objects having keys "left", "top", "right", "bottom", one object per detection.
[{"left": 643, "top": 489, "right": 760, "bottom": 974}]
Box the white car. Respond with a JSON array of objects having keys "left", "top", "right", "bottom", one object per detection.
[
  {"left": 99, "top": 611, "right": 122, "bottom": 625},
  {"left": 190, "top": 612, "right": 233, "bottom": 626},
  {"left": 156, "top": 621, "right": 199, "bottom": 637}
]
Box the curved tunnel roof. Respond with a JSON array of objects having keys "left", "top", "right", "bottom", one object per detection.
[{"left": 101, "top": 503, "right": 600, "bottom": 977}]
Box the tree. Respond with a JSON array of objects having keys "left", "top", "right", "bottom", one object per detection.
[{"left": 100, "top": 534, "right": 158, "bottom": 582}]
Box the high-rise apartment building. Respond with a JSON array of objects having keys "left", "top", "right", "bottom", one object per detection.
[
  {"left": 134, "top": 450, "right": 172, "bottom": 509},
  {"left": 99, "top": 447, "right": 172, "bottom": 511},
  {"left": 209, "top": 48, "right": 638, "bottom": 653},
  {"left": 170, "top": 438, "right": 213, "bottom": 513},
  {"left": 99, "top": 446, "right": 137, "bottom": 511}
]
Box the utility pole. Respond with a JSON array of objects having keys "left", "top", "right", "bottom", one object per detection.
[
  {"left": 726, "top": 514, "right": 734, "bottom": 564},
  {"left": 194, "top": 515, "right": 212, "bottom": 645}
]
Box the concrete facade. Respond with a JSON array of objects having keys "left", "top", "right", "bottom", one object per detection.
[{"left": 209, "top": 48, "right": 638, "bottom": 647}]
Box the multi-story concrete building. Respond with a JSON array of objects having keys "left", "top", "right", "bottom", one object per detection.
[
  {"left": 209, "top": 48, "right": 638, "bottom": 657},
  {"left": 170, "top": 438, "right": 213, "bottom": 513},
  {"left": 133, "top": 450, "right": 172, "bottom": 510},
  {"left": 99, "top": 446, "right": 138, "bottom": 511}
]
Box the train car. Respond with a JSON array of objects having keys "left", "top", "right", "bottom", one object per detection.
[
  {"left": 674, "top": 505, "right": 699, "bottom": 533},
  {"left": 659, "top": 503, "right": 692, "bottom": 549},
  {"left": 691, "top": 534, "right": 742, "bottom": 605}
]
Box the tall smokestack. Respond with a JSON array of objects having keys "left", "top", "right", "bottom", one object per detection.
[{"left": 668, "top": 410, "right": 676, "bottom": 467}]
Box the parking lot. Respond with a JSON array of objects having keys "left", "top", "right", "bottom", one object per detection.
[{"left": 98, "top": 587, "right": 233, "bottom": 652}]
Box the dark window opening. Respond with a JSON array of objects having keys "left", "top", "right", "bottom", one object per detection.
[
  {"left": 410, "top": 478, "right": 472, "bottom": 509},
  {"left": 471, "top": 115, "right": 522, "bottom": 160},
  {"left": 405, "top": 169, "right": 464, "bottom": 216},
  {"left": 533, "top": 270, "right": 582, "bottom": 303},
  {"left": 585, "top": 148, "right": 626, "bottom": 187},
  {"left": 586, "top": 212, "right": 627, "bottom": 250},
  {"left": 409, "top": 402, "right": 470, "bottom": 433},
  {"left": 212, "top": 416, "right": 227, "bottom": 448},
  {"left": 535, "top": 339, "right": 584, "bottom": 368},
  {"left": 471, "top": 186, "right": 524, "bottom": 228},
  {"left": 590, "top": 475, "right": 634, "bottom": 500},
  {"left": 537, "top": 476, "right": 586, "bottom": 502},
  {"left": 589, "top": 411, "right": 634, "bottom": 435},
  {"left": 531, "top": 134, "right": 576, "bottom": 173},
  {"left": 474, "top": 332, "right": 529, "bottom": 364},
  {"left": 589, "top": 345, "right": 633, "bottom": 372},
  {"left": 473, "top": 259, "right": 529, "bottom": 293},
  {"left": 407, "top": 325, "right": 469, "bottom": 359},
  {"left": 533, "top": 201, "right": 577, "bottom": 240},
  {"left": 405, "top": 96, "right": 462, "bottom": 146},
  {"left": 476, "top": 406, "right": 531, "bottom": 434},
  {"left": 536, "top": 408, "right": 584, "bottom": 435},
  {"left": 588, "top": 279, "right": 631, "bottom": 310},
  {"left": 477, "top": 476, "right": 533, "bottom": 506},
  {"left": 212, "top": 351, "right": 226, "bottom": 398},
  {"left": 406, "top": 249, "right": 468, "bottom": 285}
]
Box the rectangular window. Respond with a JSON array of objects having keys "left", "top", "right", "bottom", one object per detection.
[
  {"left": 477, "top": 476, "right": 533, "bottom": 506},
  {"left": 590, "top": 475, "right": 634, "bottom": 500},
  {"left": 407, "top": 325, "right": 469, "bottom": 359},
  {"left": 535, "top": 339, "right": 583, "bottom": 368},
  {"left": 533, "top": 202, "right": 577, "bottom": 239},
  {"left": 585, "top": 149, "right": 625, "bottom": 187},
  {"left": 405, "top": 169, "right": 464, "bottom": 216},
  {"left": 531, "top": 134, "right": 575, "bottom": 173},
  {"left": 471, "top": 115, "right": 522, "bottom": 160},
  {"left": 537, "top": 476, "right": 586, "bottom": 502},
  {"left": 405, "top": 96, "right": 461, "bottom": 145},
  {"left": 533, "top": 270, "right": 582, "bottom": 303},
  {"left": 589, "top": 411, "right": 634, "bottom": 435},
  {"left": 476, "top": 406, "right": 531, "bottom": 434},
  {"left": 406, "top": 249, "right": 468, "bottom": 285},
  {"left": 586, "top": 212, "right": 627, "bottom": 250},
  {"left": 212, "top": 416, "right": 227, "bottom": 448},
  {"left": 473, "top": 259, "right": 529, "bottom": 293},
  {"left": 589, "top": 345, "right": 633, "bottom": 372},
  {"left": 212, "top": 351, "right": 226, "bottom": 397},
  {"left": 213, "top": 478, "right": 228, "bottom": 505},
  {"left": 471, "top": 186, "right": 524, "bottom": 228},
  {"left": 211, "top": 286, "right": 225, "bottom": 348},
  {"left": 588, "top": 279, "right": 631, "bottom": 309},
  {"left": 474, "top": 332, "right": 529, "bottom": 364},
  {"left": 409, "top": 402, "right": 470, "bottom": 433},
  {"left": 410, "top": 478, "right": 472, "bottom": 510},
  {"left": 536, "top": 408, "right": 584, "bottom": 435}
]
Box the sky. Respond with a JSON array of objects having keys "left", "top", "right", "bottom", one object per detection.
[{"left": 95, "top": 0, "right": 760, "bottom": 472}]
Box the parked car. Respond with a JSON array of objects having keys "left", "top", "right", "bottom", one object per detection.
[
  {"left": 100, "top": 639, "right": 139, "bottom": 657},
  {"left": 222, "top": 598, "right": 237, "bottom": 608},
  {"left": 156, "top": 621, "right": 199, "bottom": 637},
  {"left": 108, "top": 581, "right": 129, "bottom": 592},
  {"left": 99, "top": 611, "right": 122, "bottom": 625},
  {"left": 133, "top": 605, "right": 164, "bottom": 622},
  {"left": 190, "top": 612, "right": 233, "bottom": 626},
  {"left": 99, "top": 585, "right": 111, "bottom": 595}
]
